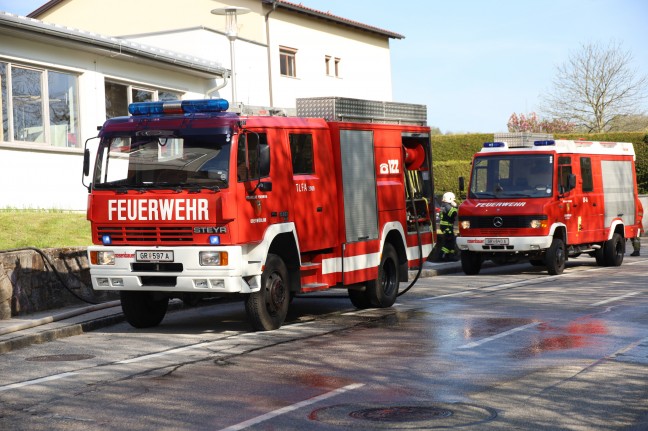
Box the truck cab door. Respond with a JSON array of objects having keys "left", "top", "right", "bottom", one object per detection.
[{"left": 287, "top": 130, "right": 337, "bottom": 252}]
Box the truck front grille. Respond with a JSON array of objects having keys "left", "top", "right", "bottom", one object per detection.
[{"left": 97, "top": 226, "right": 193, "bottom": 244}]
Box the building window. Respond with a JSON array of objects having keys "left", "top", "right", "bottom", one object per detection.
[
  {"left": 0, "top": 61, "right": 80, "bottom": 147},
  {"left": 104, "top": 81, "right": 181, "bottom": 119},
  {"left": 325, "top": 56, "right": 331, "bottom": 76},
  {"left": 280, "top": 47, "right": 297, "bottom": 77},
  {"left": 334, "top": 57, "right": 341, "bottom": 77}
]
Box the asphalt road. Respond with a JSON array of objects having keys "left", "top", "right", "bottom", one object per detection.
[{"left": 1, "top": 255, "right": 647, "bottom": 430}]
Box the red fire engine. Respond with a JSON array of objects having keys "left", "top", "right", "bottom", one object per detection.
[
  {"left": 457, "top": 133, "right": 643, "bottom": 275},
  {"left": 83, "top": 97, "right": 435, "bottom": 330}
]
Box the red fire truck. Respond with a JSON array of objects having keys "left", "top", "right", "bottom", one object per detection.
[
  {"left": 457, "top": 133, "right": 643, "bottom": 275},
  {"left": 82, "top": 97, "right": 435, "bottom": 330}
]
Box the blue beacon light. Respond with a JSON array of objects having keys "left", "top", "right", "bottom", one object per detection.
[
  {"left": 102, "top": 235, "right": 112, "bottom": 245},
  {"left": 209, "top": 236, "right": 221, "bottom": 245},
  {"left": 483, "top": 142, "right": 506, "bottom": 148},
  {"left": 128, "top": 99, "right": 230, "bottom": 115}
]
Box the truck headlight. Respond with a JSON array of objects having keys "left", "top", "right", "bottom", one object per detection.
[
  {"left": 529, "top": 219, "right": 545, "bottom": 228},
  {"left": 90, "top": 251, "right": 115, "bottom": 265},
  {"left": 199, "top": 251, "right": 228, "bottom": 266},
  {"left": 460, "top": 220, "right": 471, "bottom": 229}
]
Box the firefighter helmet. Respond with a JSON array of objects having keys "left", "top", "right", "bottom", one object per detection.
[{"left": 442, "top": 192, "right": 456, "bottom": 204}]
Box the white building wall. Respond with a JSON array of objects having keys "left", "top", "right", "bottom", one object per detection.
[
  {"left": 126, "top": 29, "right": 270, "bottom": 108},
  {"left": 268, "top": 12, "right": 393, "bottom": 109},
  {"left": 0, "top": 148, "right": 88, "bottom": 209}
]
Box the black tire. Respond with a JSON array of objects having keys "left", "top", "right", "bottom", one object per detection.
[
  {"left": 366, "top": 243, "right": 399, "bottom": 308},
  {"left": 461, "top": 250, "right": 482, "bottom": 275},
  {"left": 603, "top": 233, "right": 625, "bottom": 266},
  {"left": 545, "top": 238, "right": 566, "bottom": 275},
  {"left": 120, "top": 291, "right": 168, "bottom": 328},
  {"left": 348, "top": 289, "right": 372, "bottom": 309},
  {"left": 594, "top": 248, "right": 605, "bottom": 266},
  {"left": 245, "top": 254, "right": 290, "bottom": 331}
]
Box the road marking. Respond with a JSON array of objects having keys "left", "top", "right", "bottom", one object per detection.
[
  {"left": 457, "top": 322, "right": 540, "bottom": 349},
  {"left": 0, "top": 372, "right": 78, "bottom": 392},
  {"left": 216, "top": 383, "right": 365, "bottom": 431},
  {"left": 118, "top": 341, "right": 217, "bottom": 364},
  {"left": 590, "top": 292, "right": 640, "bottom": 307}
]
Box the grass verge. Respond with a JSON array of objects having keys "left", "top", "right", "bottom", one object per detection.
[{"left": 0, "top": 210, "right": 91, "bottom": 250}]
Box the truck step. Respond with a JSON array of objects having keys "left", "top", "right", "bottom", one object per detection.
[
  {"left": 300, "top": 283, "right": 328, "bottom": 293},
  {"left": 300, "top": 262, "right": 321, "bottom": 271}
]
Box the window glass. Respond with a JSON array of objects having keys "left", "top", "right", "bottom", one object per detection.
[
  {"left": 580, "top": 157, "right": 593, "bottom": 192},
  {"left": 469, "top": 154, "right": 552, "bottom": 198},
  {"left": 12, "top": 67, "right": 44, "bottom": 143},
  {"left": 94, "top": 132, "right": 232, "bottom": 189},
  {"left": 159, "top": 91, "right": 181, "bottom": 101},
  {"left": 48, "top": 71, "right": 79, "bottom": 147},
  {"left": 1, "top": 64, "right": 79, "bottom": 147},
  {"left": 558, "top": 156, "right": 572, "bottom": 193},
  {"left": 237, "top": 133, "right": 268, "bottom": 181},
  {"left": 289, "top": 133, "right": 314, "bottom": 175},
  {"left": 132, "top": 88, "right": 153, "bottom": 103},
  {"left": 280, "top": 47, "right": 297, "bottom": 77},
  {"left": 105, "top": 82, "right": 129, "bottom": 119}
]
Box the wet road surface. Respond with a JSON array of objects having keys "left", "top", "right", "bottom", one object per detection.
[{"left": 1, "top": 256, "right": 647, "bottom": 430}]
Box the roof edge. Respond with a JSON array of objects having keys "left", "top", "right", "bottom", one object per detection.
[
  {"left": 27, "top": 0, "right": 65, "bottom": 17},
  {"left": 267, "top": 0, "right": 405, "bottom": 39}
]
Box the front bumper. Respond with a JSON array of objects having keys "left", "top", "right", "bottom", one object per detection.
[
  {"left": 88, "top": 245, "right": 261, "bottom": 293},
  {"left": 456, "top": 235, "right": 553, "bottom": 253}
]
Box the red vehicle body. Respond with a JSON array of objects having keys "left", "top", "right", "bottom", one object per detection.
[
  {"left": 83, "top": 98, "right": 434, "bottom": 330},
  {"left": 457, "top": 135, "right": 643, "bottom": 275}
]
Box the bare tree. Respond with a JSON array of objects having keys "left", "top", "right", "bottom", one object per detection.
[{"left": 541, "top": 41, "right": 648, "bottom": 133}]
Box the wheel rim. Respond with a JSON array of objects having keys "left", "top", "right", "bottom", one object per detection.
[{"left": 265, "top": 272, "right": 286, "bottom": 315}]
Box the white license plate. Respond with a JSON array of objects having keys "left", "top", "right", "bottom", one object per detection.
[
  {"left": 485, "top": 238, "right": 509, "bottom": 246},
  {"left": 136, "top": 250, "right": 174, "bottom": 262}
]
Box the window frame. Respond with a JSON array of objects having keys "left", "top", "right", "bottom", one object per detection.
[
  {"left": 279, "top": 46, "right": 297, "bottom": 78},
  {"left": 104, "top": 80, "right": 182, "bottom": 119},
  {"left": 1, "top": 60, "right": 80, "bottom": 148}
]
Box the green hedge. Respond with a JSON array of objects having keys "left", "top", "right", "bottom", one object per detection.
[{"left": 431, "top": 132, "right": 648, "bottom": 197}]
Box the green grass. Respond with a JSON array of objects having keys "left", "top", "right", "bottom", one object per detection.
[{"left": 0, "top": 210, "right": 91, "bottom": 250}]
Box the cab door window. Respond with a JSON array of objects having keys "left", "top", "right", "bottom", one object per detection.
[
  {"left": 289, "top": 133, "right": 314, "bottom": 175},
  {"left": 558, "top": 156, "right": 572, "bottom": 193},
  {"left": 237, "top": 132, "right": 268, "bottom": 181}
]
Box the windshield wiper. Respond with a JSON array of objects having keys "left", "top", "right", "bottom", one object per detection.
[{"left": 182, "top": 183, "right": 221, "bottom": 193}]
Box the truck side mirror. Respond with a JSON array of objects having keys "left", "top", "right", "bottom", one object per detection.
[
  {"left": 459, "top": 176, "right": 465, "bottom": 192},
  {"left": 83, "top": 149, "right": 90, "bottom": 177}
]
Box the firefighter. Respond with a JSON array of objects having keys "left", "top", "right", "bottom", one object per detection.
[
  {"left": 631, "top": 236, "right": 641, "bottom": 256},
  {"left": 439, "top": 191, "right": 458, "bottom": 261}
]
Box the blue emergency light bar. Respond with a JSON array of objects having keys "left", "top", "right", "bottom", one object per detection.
[
  {"left": 128, "top": 99, "right": 230, "bottom": 116},
  {"left": 483, "top": 142, "right": 506, "bottom": 148},
  {"left": 534, "top": 140, "right": 556, "bottom": 146}
]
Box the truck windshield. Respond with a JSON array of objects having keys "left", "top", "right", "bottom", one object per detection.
[
  {"left": 469, "top": 154, "right": 553, "bottom": 198},
  {"left": 92, "top": 132, "right": 231, "bottom": 190}
]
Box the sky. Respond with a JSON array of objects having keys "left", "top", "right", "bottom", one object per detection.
[{"left": 2, "top": 0, "right": 648, "bottom": 133}]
